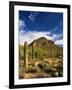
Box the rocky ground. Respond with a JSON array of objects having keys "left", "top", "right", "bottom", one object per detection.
[{"left": 19, "top": 58, "right": 63, "bottom": 79}]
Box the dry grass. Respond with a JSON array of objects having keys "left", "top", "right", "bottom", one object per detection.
[{"left": 19, "top": 58, "right": 63, "bottom": 79}]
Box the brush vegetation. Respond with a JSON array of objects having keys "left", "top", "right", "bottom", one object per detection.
[{"left": 19, "top": 37, "right": 63, "bottom": 79}]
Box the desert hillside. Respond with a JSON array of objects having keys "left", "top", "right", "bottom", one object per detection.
[
  {"left": 19, "top": 37, "right": 63, "bottom": 60},
  {"left": 19, "top": 37, "right": 63, "bottom": 79}
]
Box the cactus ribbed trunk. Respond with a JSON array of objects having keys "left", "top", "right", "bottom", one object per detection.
[
  {"left": 52, "top": 44, "right": 55, "bottom": 58},
  {"left": 24, "top": 42, "right": 28, "bottom": 68},
  {"left": 32, "top": 42, "right": 35, "bottom": 61},
  {"left": 51, "top": 44, "right": 55, "bottom": 58}
]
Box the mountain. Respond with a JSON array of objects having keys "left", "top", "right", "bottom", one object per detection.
[
  {"left": 19, "top": 37, "right": 63, "bottom": 60},
  {"left": 29, "top": 37, "right": 54, "bottom": 47}
]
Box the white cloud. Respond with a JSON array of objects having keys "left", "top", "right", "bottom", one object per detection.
[
  {"left": 52, "top": 33, "right": 63, "bottom": 42},
  {"left": 55, "top": 39, "right": 63, "bottom": 46},
  {"left": 19, "top": 20, "right": 26, "bottom": 31},
  {"left": 53, "top": 33, "right": 62, "bottom": 38},
  {"left": 53, "top": 34, "right": 57, "bottom": 37},
  {"left": 52, "top": 34, "right": 63, "bottom": 46},
  {"left": 19, "top": 20, "right": 63, "bottom": 46},
  {"left": 19, "top": 31, "right": 54, "bottom": 45},
  {"left": 19, "top": 29, "right": 63, "bottom": 46}
]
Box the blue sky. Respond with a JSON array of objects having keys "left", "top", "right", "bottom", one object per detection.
[{"left": 19, "top": 11, "right": 63, "bottom": 46}]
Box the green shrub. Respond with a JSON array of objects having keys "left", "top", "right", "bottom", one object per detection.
[
  {"left": 51, "top": 72, "right": 59, "bottom": 77},
  {"left": 43, "top": 64, "right": 52, "bottom": 73}
]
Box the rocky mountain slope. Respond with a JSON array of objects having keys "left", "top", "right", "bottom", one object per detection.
[{"left": 19, "top": 37, "right": 63, "bottom": 60}]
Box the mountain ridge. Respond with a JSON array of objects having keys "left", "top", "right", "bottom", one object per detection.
[
  {"left": 29, "top": 37, "right": 54, "bottom": 46},
  {"left": 19, "top": 37, "right": 63, "bottom": 60}
]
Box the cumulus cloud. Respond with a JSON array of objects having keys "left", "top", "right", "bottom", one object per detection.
[
  {"left": 19, "top": 20, "right": 26, "bottom": 31},
  {"left": 54, "top": 39, "right": 63, "bottom": 46},
  {"left": 19, "top": 31, "right": 54, "bottom": 45},
  {"left": 19, "top": 20, "right": 63, "bottom": 46},
  {"left": 53, "top": 33, "right": 63, "bottom": 41}
]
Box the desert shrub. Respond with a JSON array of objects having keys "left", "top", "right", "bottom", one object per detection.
[
  {"left": 51, "top": 71, "right": 63, "bottom": 77},
  {"left": 43, "top": 64, "right": 53, "bottom": 73},
  {"left": 19, "top": 75, "right": 24, "bottom": 79},
  {"left": 19, "top": 52, "right": 24, "bottom": 59},
  {"left": 44, "top": 67, "right": 50, "bottom": 73},
  {"left": 57, "top": 68, "right": 63, "bottom": 77},
  {"left": 25, "top": 66, "right": 38, "bottom": 73},
  {"left": 35, "top": 48, "right": 46, "bottom": 60},
  {"left": 51, "top": 72, "right": 59, "bottom": 77},
  {"left": 28, "top": 62, "right": 35, "bottom": 67},
  {"left": 58, "top": 71, "right": 63, "bottom": 77},
  {"left": 37, "top": 62, "right": 53, "bottom": 73},
  {"left": 34, "top": 73, "right": 48, "bottom": 78},
  {"left": 38, "top": 62, "right": 45, "bottom": 69}
]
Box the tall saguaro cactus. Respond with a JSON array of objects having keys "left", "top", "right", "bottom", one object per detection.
[
  {"left": 32, "top": 42, "right": 35, "bottom": 61},
  {"left": 50, "top": 43, "right": 55, "bottom": 58},
  {"left": 24, "top": 42, "right": 28, "bottom": 68}
]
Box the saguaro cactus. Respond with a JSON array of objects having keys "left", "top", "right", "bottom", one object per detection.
[
  {"left": 24, "top": 42, "right": 28, "bottom": 68},
  {"left": 52, "top": 45, "right": 55, "bottom": 58},
  {"left": 32, "top": 42, "right": 35, "bottom": 61}
]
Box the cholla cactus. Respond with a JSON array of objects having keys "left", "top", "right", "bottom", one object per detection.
[{"left": 24, "top": 42, "right": 28, "bottom": 68}]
